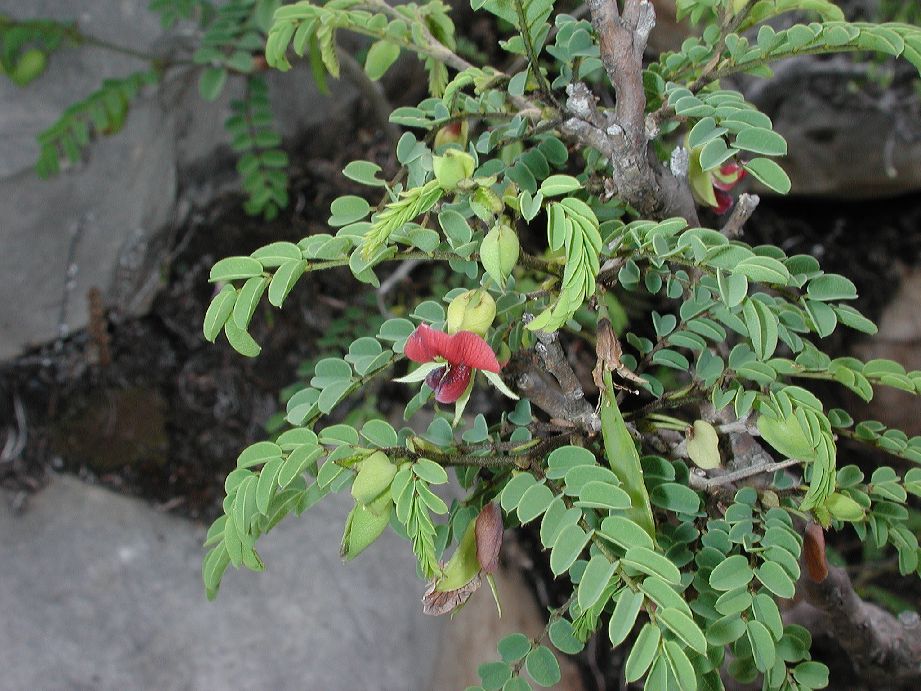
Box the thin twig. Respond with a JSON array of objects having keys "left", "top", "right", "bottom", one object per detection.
[
  {"left": 688, "top": 457, "right": 801, "bottom": 491},
  {"left": 721, "top": 193, "right": 760, "bottom": 238}
]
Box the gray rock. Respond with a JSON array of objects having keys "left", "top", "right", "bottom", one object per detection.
[
  {"left": 0, "top": 475, "right": 445, "bottom": 691},
  {"left": 745, "top": 56, "right": 921, "bottom": 199},
  {"left": 0, "top": 1, "right": 355, "bottom": 360}
]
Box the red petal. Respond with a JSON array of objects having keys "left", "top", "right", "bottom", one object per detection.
[
  {"left": 445, "top": 331, "right": 501, "bottom": 373},
  {"left": 431, "top": 364, "right": 471, "bottom": 403},
  {"left": 404, "top": 324, "right": 451, "bottom": 364},
  {"left": 714, "top": 189, "right": 734, "bottom": 215},
  {"left": 713, "top": 163, "right": 745, "bottom": 191}
]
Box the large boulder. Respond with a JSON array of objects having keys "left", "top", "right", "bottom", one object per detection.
[{"left": 0, "top": 0, "right": 355, "bottom": 360}]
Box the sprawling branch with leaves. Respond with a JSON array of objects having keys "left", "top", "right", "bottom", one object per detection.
[{"left": 199, "top": 0, "right": 921, "bottom": 688}]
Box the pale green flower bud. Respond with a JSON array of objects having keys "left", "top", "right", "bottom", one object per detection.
[
  {"left": 433, "top": 150, "right": 476, "bottom": 191},
  {"left": 446, "top": 289, "right": 497, "bottom": 336}
]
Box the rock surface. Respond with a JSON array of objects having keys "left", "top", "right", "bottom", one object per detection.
[
  {"left": 0, "top": 0, "right": 355, "bottom": 361},
  {"left": 0, "top": 475, "right": 444, "bottom": 690}
]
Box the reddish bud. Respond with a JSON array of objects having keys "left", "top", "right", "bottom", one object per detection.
[
  {"left": 803, "top": 521, "right": 829, "bottom": 583},
  {"left": 475, "top": 502, "right": 503, "bottom": 574}
]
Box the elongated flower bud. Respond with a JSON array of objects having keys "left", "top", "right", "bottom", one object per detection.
[
  {"left": 475, "top": 502, "right": 503, "bottom": 574},
  {"left": 351, "top": 451, "right": 397, "bottom": 507},
  {"left": 480, "top": 224, "right": 519, "bottom": 288},
  {"left": 341, "top": 501, "right": 392, "bottom": 560}
]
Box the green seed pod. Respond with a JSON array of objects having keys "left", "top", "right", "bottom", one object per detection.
[
  {"left": 350, "top": 451, "right": 397, "bottom": 507},
  {"left": 433, "top": 149, "right": 475, "bottom": 191},
  {"left": 10, "top": 49, "right": 47, "bottom": 86},
  {"left": 446, "top": 289, "right": 496, "bottom": 336},
  {"left": 340, "top": 501, "right": 392, "bottom": 560},
  {"left": 479, "top": 223, "right": 520, "bottom": 288}
]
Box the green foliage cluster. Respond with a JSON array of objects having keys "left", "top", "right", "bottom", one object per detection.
[
  {"left": 194, "top": 0, "right": 921, "bottom": 688},
  {"left": 10, "top": 0, "right": 918, "bottom": 686}
]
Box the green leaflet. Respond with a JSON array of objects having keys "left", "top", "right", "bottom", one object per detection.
[
  {"left": 600, "top": 371, "right": 656, "bottom": 539},
  {"left": 359, "top": 179, "right": 444, "bottom": 260},
  {"left": 527, "top": 199, "right": 602, "bottom": 333}
]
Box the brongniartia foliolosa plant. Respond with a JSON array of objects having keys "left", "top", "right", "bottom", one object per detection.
[{"left": 201, "top": 1, "right": 921, "bottom": 688}]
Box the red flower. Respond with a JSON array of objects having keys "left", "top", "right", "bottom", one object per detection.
[
  {"left": 712, "top": 162, "right": 747, "bottom": 215},
  {"left": 404, "top": 324, "right": 501, "bottom": 404}
]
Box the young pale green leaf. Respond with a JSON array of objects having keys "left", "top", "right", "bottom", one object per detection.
[
  {"left": 251, "top": 241, "right": 302, "bottom": 267},
  {"left": 203, "top": 285, "right": 237, "bottom": 342},
  {"left": 482, "top": 370, "right": 520, "bottom": 400},
  {"left": 747, "top": 619, "right": 776, "bottom": 672},
  {"left": 706, "top": 614, "right": 747, "bottom": 646},
  {"left": 255, "top": 457, "right": 284, "bottom": 514},
  {"left": 576, "top": 481, "right": 632, "bottom": 510},
  {"left": 268, "top": 259, "right": 307, "bottom": 307},
  {"left": 622, "top": 546, "right": 682, "bottom": 585},
  {"left": 807, "top": 273, "right": 858, "bottom": 301},
  {"left": 549, "top": 523, "right": 590, "bottom": 575},
  {"left": 210, "top": 256, "right": 264, "bottom": 282},
  {"left": 717, "top": 270, "right": 748, "bottom": 308},
  {"left": 755, "top": 561, "right": 796, "bottom": 599},
  {"left": 742, "top": 298, "right": 779, "bottom": 361},
  {"left": 343, "top": 160, "right": 385, "bottom": 187},
  {"left": 501, "top": 473, "right": 537, "bottom": 512},
  {"left": 517, "top": 483, "right": 554, "bottom": 524},
  {"left": 539, "top": 175, "right": 582, "bottom": 196},
  {"left": 657, "top": 608, "right": 707, "bottom": 655},
  {"left": 709, "top": 554, "right": 754, "bottom": 591},
  {"left": 744, "top": 158, "right": 791, "bottom": 194},
  {"left": 733, "top": 256, "right": 790, "bottom": 284},
  {"left": 364, "top": 40, "right": 401, "bottom": 80},
  {"left": 793, "top": 661, "right": 830, "bottom": 688},
  {"left": 233, "top": 276, "right": 269, "bottom": 330},
  {"left": 278, "top": 445, "right": 322, "bottom": 488},
  {"left": 624, "top": 622, "right": 661, "bottom": 683},
  {"left": 650, "top": 482, "right": 701, "bottom": 515},
  {"left": 734, "top": 127, "right": 787, "bottom": 156},
  {"left": 609, "top": 589, "right": 645, "bottom": 647},
  {"left": 686, "top": 420, "right": 721, "bottom": 470},
  {"left": 663, "top": 640, "right": 696, "bottom": 691},
  {"left": 599, "top": 515, "right": 655, "bottom": 551},
  {"left": 578, "top": 555, "right": 617, "bottom": 610},
  {"left": 224, "top": 320, "right": 261, "bottom": 357},
  {"left": 699, "top": 137, "right": 737, "bottom": 171}
]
